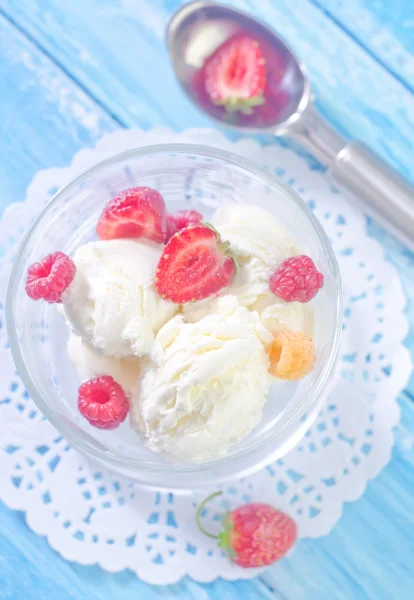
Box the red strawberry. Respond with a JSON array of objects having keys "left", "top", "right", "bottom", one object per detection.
[
  {"left": 97, "top": 187, "right": 166, "bottom": 243},
  {"left": 203, "top": 34, "right": 266, "bottom": 115},
  {"left": 155, "top": 225, "right": 236, "bottom": 303},
  {"left": 165, "top": 209, "right": 203, "bottom": 241},
  {"left": 197, "top": 492, "right": 297, "bottom": 568}
]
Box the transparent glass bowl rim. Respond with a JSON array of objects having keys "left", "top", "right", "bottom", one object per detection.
[{"left": 7, "top": 143, "right": 343, "bottom": 487}]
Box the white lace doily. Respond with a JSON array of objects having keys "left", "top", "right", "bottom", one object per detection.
[{"left": 0, "top": 129, "right": 411, "bottom": 584}]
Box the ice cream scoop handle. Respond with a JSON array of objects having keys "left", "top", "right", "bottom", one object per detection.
[
  {"left": 287, "top": 106, "right": 414, "bottom": 240},
  {"left": 329, "top": 141, "right": 414, "bottom": 239}
]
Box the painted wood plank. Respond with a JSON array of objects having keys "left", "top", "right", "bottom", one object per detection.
[
  {"left": 1, "top": 501, "right": 274, "bottom": 600},
  {"left": 2, "top": 0, "right": 413, "bottom": 395},
  {"left": 0, "top": 17, "right": 191, "bottom": 600},
  {"left": 262, "top": 394, "right": 414, "bottom": 600},
  {"left": 0, "top": 4, "right": 413, "bottom": 599},
  {"left": 1, "top": 0, "right": 413, "bottom": 182},
  {"left": 0, "top": 16, "right": 270, "bottom": 600},
  {"left": 314, "top": 0, "right": 414, "bottom": 91},
  {"left": 0, "top": 13, "right": 116, "bottom": 217},
  {"left": 227, "top": 0, "right": 414, "bottom": 181},
  {"left": 1, "top": 393, "right": 413, "bottom": 599},
  {"left": 1, "top": 0, "right": 214, "bottom": 131}
]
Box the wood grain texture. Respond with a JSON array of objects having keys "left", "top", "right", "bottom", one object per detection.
[
  {"left": 1, "top": 0, "right": 413, "bottom": 180},
  {"left": 0, "top": 0, "right": 413, "bottom": 598},
  {"left": 1, "top": 0, "right": 413, "bottom": 402},
  {"left": 1, "top": 0, "right": 214, "bottom": 130},
  {"left": 1, "top": 397, "right": 413, "bottom": 599},
  {"left": 0, "top": 13, "right": 116, "bottom": 216},
  {"left": 314, "top": 0, "right": 414, "bottom": 90}
]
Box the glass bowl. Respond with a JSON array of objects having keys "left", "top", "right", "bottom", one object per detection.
[{"left": 7, "top": 144, "right": 342, "bottom": 490}]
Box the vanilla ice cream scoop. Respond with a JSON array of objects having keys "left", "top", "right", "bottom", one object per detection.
[
  {"left": 183, "top": 204, "right": 312, "bottom": 335},
  {"left": 131, "top": 301, "right": 273, "bottom": 462},
  {"left": 211, "top": 204, "right": 298, "bottom": 305},
  {"left": 68, "top": 334, "right": 140, "bottom": 394},
  {"left": 64, "top": 239, "right": 177, "bottom": 358}
]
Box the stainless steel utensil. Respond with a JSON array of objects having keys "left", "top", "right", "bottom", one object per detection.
[{"left": 167, "top": 0, "right": 414, "bottom": 240}]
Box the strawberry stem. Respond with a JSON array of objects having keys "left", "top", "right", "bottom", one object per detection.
[
  {"left": 196, "top": 491, "right": 223, "bottom": 539},
  {"left": 203, "top": 222, "right": 220, "bottom": 236},
  {"left": 218, "top": 94, "right": 265, "bottom": 115}
]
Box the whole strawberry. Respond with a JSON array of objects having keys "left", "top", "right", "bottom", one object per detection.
[
  {"left": 203, "top": 34, "right": 266, "bottom": 115},
  {"left": 197, "top": 492, "right": 296, "bottom": 568}
]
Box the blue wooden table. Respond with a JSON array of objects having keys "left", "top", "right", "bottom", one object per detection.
[{"left": 0, "top": 1, "right": 413, "bottom": 598}]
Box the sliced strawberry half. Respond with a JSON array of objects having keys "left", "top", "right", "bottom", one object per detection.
[
  {"left": 155, "top": 225, "right": 236, "bottom": 303},
  {"left": 204, "top": 34, "right": 266, "bottom": 115},
  {"left": 96, "top": 187, "right": 166, "bottom": 243}
]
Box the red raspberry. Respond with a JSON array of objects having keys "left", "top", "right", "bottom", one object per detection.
[
  {"left": 197, "top": 493, "right": 297, "bottom": 568},
  {"left": 165, "top": 210, "right": 203, "bottom": 242},
  {"left": 78, "top": 376, "right": 129, "bottom": 430},
  {"left": 270, "top": 255, "right": 323, "bottom": 303},
  {"left": 25, "top": 252, "right": 76, "bottom": 303}
]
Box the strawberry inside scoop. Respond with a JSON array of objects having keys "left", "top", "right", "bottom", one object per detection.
[{"left": 204, "top": 34, "right": 266, "bottom": 114}]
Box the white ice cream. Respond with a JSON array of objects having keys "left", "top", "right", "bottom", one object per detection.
[
  {"left": 62, "top": 203, "right": 316, "bottom": 463},
  {"left": 212, "top": 204, "right": 298, "bottom": 305},
  {"left": 67, "top": 334, "right": 140, "bottom": 395},
  {"left": 183, "top": 204, "right": 312, "bottom": 336},
  {"left": 64, "top": 239, "right": 177, "bottom": 358},
  {"left": 131, "top": 299, "right": 273, "bottom": 461}
]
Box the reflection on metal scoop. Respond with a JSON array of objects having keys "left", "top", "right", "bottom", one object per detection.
[{"left": 167, "top": 1, "right": 414, "bottom": 240}]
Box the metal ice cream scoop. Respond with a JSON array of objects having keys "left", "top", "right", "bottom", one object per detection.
[{"left": 167, "top": 0, "right": 414, "bottom": 240}]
